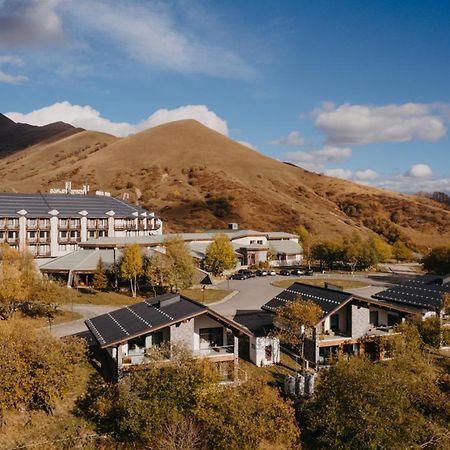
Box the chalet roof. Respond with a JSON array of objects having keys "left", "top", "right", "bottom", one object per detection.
[
  {"left": 262, "top": 282, "right": 352, "bottom": 316},
  {"left": 372, "top": 274, "right": 450, "bottom": 311},
  {"left": 262, "top": 282, "right": 419, "bottom": 322},
  {"left": 0, "top": 192, "right": 155, "bottom": 219},
  {"left": 85, "top": 293, "right": 253, "bottom": 348}
]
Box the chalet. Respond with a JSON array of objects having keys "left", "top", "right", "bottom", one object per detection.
[
  {"left": 262, "top": 282, "right": 418, "bottom": 367},
  {"left": 85, "top": 293, "right": 256, "bottom": 381},
  {"left": 0, "top": 191, "right": 162, "bottom": 258}
]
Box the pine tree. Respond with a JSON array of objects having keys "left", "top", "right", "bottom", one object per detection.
[{"left": 93, "top": 257, "right": 108, "bottom": 291}]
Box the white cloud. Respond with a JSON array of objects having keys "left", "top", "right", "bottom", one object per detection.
[
  {"left": 0, "top": 0, "right": 65, "bottom": 48},
  {"left": 0, "top": 55, "right": 27, "bottom": 84},
  {"left": 284, "top": 145, "right": 352, "bottom": 172},
  {"left": 312, "top": 102, "right": 447, "bottom": 146},
  {"left": 406, "top": 163, "right": 433, "bottom": 178},
  {"left": 270, "top": 130, "right": 305, "bottom": 146},
  {"left": 355, "top": 169, "right": 379, "bottom": 180},
  {"left": 5, "top": 101, "right": 229, "bottom": 137},
  {"left": 373, "top": 174, "right": 450, "bottom": 194},
  {"left": 237, "top": 141, "right": 256, "bottom": 150},
  {"left": 62, "top": 0, "right": 256, "bottom": 80},
  {"left": 324, "top": 168, "right": 353, "bottom": 179}
]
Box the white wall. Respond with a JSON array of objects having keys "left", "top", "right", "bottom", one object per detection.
[{"left": 250, "top": 336, "right": 280, "bottom": 366}]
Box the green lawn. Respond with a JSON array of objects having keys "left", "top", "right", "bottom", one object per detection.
[
  {"left": 180, "top": 288, "right": 234, "bottom": 304},
  {"left": 271, "top": 278, "right": 369, "bottom": 289}
]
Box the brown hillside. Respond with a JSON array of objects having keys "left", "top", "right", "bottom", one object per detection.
[
  {"left": 0, "top": 119, "right": 448, "bottom": 249},
  {"left": 0, "top": 113, "right": 82, "bottom": 156}
]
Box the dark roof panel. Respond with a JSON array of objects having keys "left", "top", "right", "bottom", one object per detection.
[
  {"left": 372, "top": 275, "right": 450, "bottom": 310},
  {"left": 262, "top": 282, "right": 352, "bottom": 315},
  {"left": 0, "top": 192, "right": 155, "bottom": 218},
  {"left": 85, "top": 294, "right": 207, "bottom": 347}
]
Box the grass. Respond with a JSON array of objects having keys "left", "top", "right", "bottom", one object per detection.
[
  {"left": 18, "top": 310, "right": 84, "bottom": 329},
  {"left": 180, "top": 288, "right": 233, "bottom": 304},
  {"left": 271, "top": 277, "right": 369, "bottom": 289},
  {"left": 62, "top": 288, "right": 144, "bottom": 306}
]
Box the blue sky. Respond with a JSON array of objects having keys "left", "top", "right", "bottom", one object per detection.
[{"left": 0, "top": 0, "right": 449, "bottom": 193}]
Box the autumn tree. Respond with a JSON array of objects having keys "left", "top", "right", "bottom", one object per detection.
[
  {"left": 294, "top": 224, "right": 313, "bottom": 267},
  {"left": 0, "top": 319, "right": 86, "bottom": 420},
  {"left": 274, "top": 297, "right": 323, "bottom": 370},
  {"left": 165, "top": 236, "right": 195, "bottom": 290},
  {"left": 369, "top": 235, "right": 392, "bottom": 262},
  {"left": 422, "top": 246, "right": 450, "bottom": 274},
  {"left": 204, "top": 234, "right": 237, "bottom": 275},
  {"left": 92, "top": 257, "right": 108, "bottom": 290},
  {"left": 392, "top": 240, "right": 411, "bottom": 262},
  {"left": 145, "top": 251, "right": 174, "bottom": 294},
  {"left": 120, "top": 244, "right": 143, "bottom": 297},
  {"left": 342, "top": 233, "right": 377, "bottom": 271}
]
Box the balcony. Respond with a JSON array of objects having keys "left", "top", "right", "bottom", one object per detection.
[
  {"left": 6, "top": 222, "right": 18, "bottom": 230},
  {"left": 193, "top": 345, "right": 236, "bottom": 360}
]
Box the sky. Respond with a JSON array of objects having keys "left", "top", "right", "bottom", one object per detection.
[{"left": 0, "top": 0, "right": 449, "bottom": 194}]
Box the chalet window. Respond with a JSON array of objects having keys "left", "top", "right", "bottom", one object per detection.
[
  {"left": 199, "top": 327, "right": 223, "bottom": 348},
  {"left": 152, "top": 331, "right": 164, "bottom": 346},
  {"left": 128, "top": 336, "right": 146, "bottom": 355},
  {"left": 265, "top": 345, "right": 273, "bottom": 360},
  {"left": 387, "top": 313, "right": 401, "bottom": 327},
  {"left": 370, "top": 311, "right": 379, "bottom": 327},
  {"left": 330, "top": 314, "right": 339, "bottom": 331}
]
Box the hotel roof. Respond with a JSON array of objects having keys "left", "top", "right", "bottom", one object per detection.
[{"left": 0, "top": 192, "right": 155, "bottom": 218}]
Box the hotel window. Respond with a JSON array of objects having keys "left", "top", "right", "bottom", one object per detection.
[
  {"left": 27, "top": 219, "right": 37, "bottom": 228},
  {"left": 98, "top": 230, "right": 106, "bottom": 237},
  {"left": 7, "top": 231, "right": 16, "bottom": 240},
  {"left": 70, "top": 230, "right": 78, "bottom": 239},
  {"left": 27, "top": 231, "right": 36, "bottom": 240},
  {"left": 88, "top": 219, "right": 97, "bottom": 228},
  {"left": 60, "top": 231, "right": 68, "bottom": 239},
  {"left": 39, "top": 231, "right": 48, "bottom": 240},
  {"left": 0, "top": 231, "right": 4, "bottom": 240},
  {"left": 89, "top": 230, "right": 96, "bottom": 238}
]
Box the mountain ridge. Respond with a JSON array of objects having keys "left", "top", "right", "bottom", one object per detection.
[{"left": 0, "top": 118, "right": 448, "bottom": 249}]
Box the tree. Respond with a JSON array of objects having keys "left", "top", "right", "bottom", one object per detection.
[
  {"left": 77, "top": 347, "right": 299, "bottom": 449},
  {"left": 392, "top": 239, "right": 411, "bottom": 262},
  {"left": 145, "top": 252, "right": 174, "bottom": 294},
  {"left": 0, "top": 319, "right": 86, "bottom": 420},
  {"left": 274, "top": 297, "right": 323, "bottom": 370},
  {"left": 120, "top": 244, "right": 143, "bottom": 297},
  {"left": 422, "top": 246, "right": 450, "bottom": 274},
  {"left": 204, "top": 234, "right": 237, "bottom": 275},
  {"left": 342, "top": 233, "right": 377, "bottom": 271},
  {"left": 92, "top": 257, "right": 108, "bottom": 290},
  {"left": 165, "top": 236, "right": 195, "bottom": 291},
  {"left": 300, "top": 325, "right": 450, "bottom": 450},
  {"left": 369, "top": 235, "right": 392, "bottom": 263},
  {"left": 294, "top": 225, "right": 313, "bottom": 267},
  {"left": 311, "top": 241, "right": 341, "bottom": 270}
]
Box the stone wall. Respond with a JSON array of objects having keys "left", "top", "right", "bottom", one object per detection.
[
  {"left": 351, "top": 304, "right": 370, "bottom": 338},
  {"left": 170, "top": 319, "right": 194, "bottom": 350}
]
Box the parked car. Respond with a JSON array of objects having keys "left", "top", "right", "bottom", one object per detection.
[
  {"left": 304, "top": 268, "right": 314, "bottom": 276},
  {"left": 256, "top": 270, "right": 268, "bottom": 277},
  {"left": 231, "top": 273, "right": 247, "bottom": 280},
  {"left": 238, "top": 269, "right": 255, "bottom": 278},
  {"left": 290, "top": 269, "right": 304, "bottom": 276},
  {"left": 268, "top": 270, "right": 277, "bottom": 276},
  {"left": 279, "top": 269, "right": 291, "bottom": 276}
]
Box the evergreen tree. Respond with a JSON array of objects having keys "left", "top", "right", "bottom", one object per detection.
[{"left": 93, "top": 257, "right": 108, "bottom": 291}]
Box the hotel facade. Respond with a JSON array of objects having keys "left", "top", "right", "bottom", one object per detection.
[{"left": 0, "top": 192, "right": 162, "bottom": 258}]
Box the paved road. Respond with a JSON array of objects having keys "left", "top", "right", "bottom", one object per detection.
[
  {"left": 51, "top": 304, "right": 120, "bottom": 337},
  {"left": 51, "top": 272, "right": 400, "bottom": 337}
]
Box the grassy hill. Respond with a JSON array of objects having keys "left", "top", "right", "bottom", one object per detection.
[{"left": 0, "top": 119, "right": 448, "bottom": 249}]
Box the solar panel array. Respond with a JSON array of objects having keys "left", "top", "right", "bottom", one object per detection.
[
  {"left": 85, "top": 294, "right": 206, "bottom": 347},
  {"left": 0, "top": 192, "right": 153, "bottom": 218},
  {"left": 373, "top": 276, "right": 450, "bottom": 310},
  {"left": 262, "top": 282, "right": 352, "bottom": 315}
]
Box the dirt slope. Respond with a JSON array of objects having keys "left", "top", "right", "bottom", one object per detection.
[{"left": 0, "top": 119, "right": 448, "bottom": 248}]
